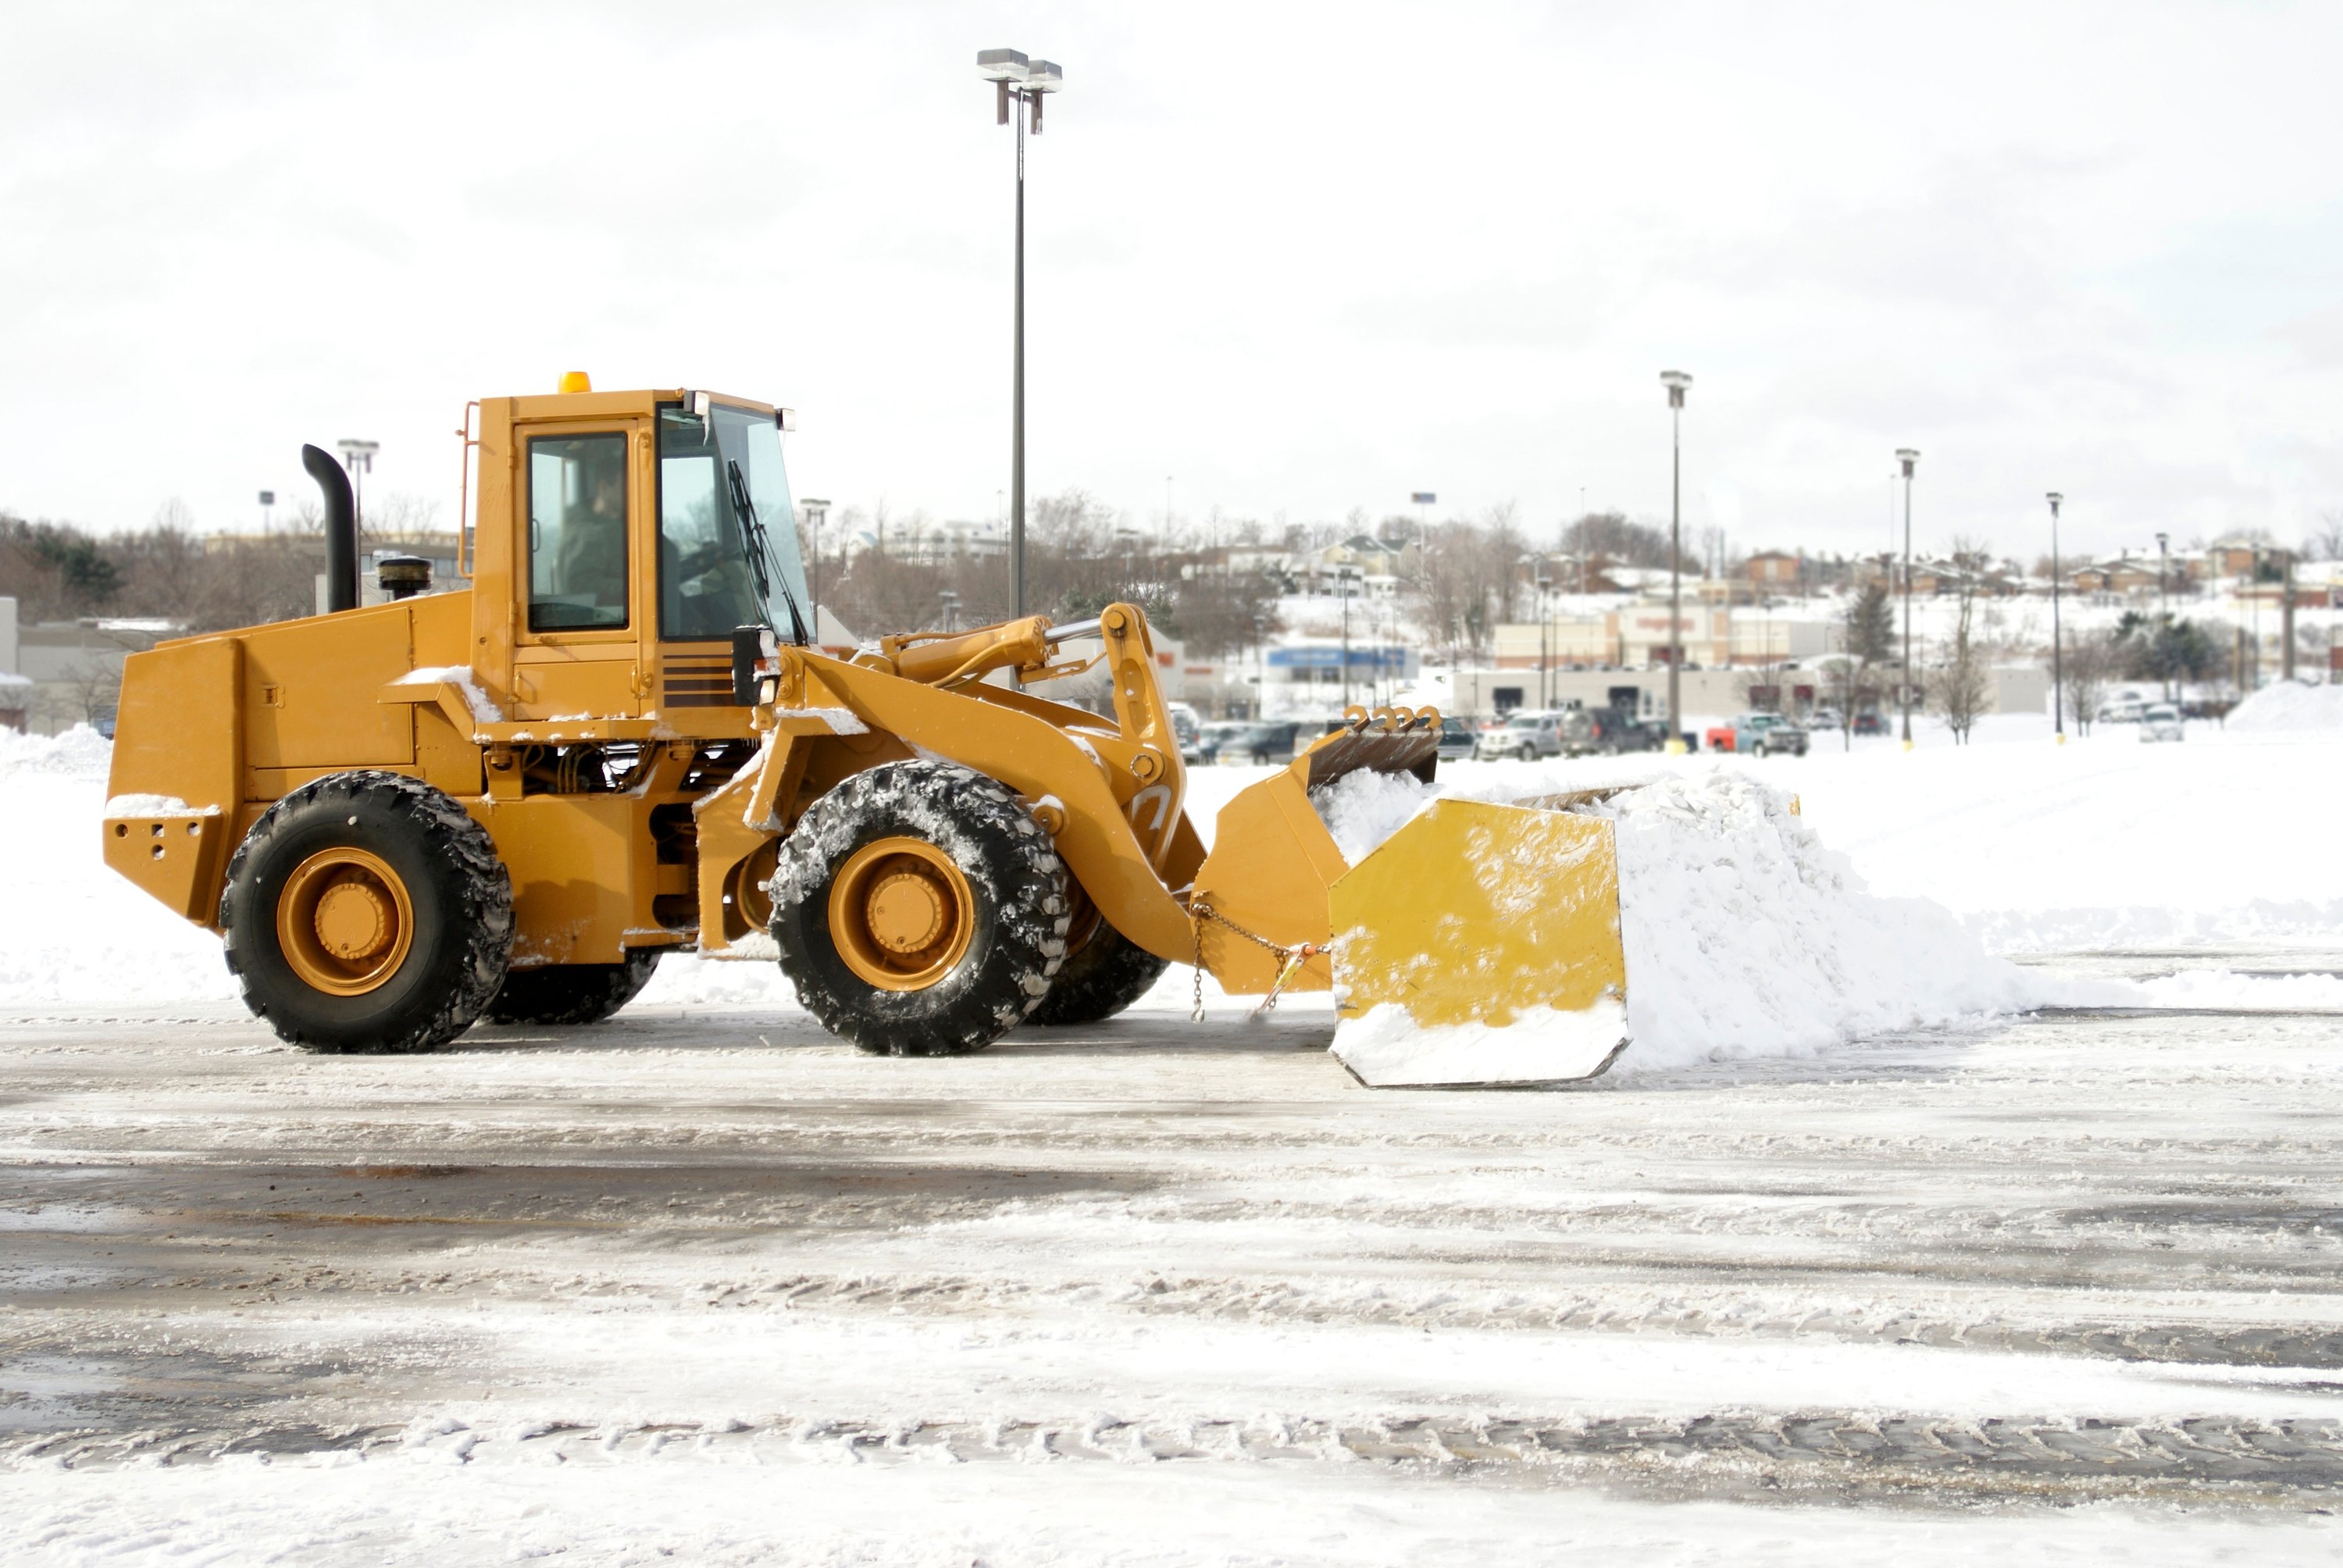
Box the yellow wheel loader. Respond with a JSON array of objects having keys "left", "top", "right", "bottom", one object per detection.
[{"left": 100, "top": 380, "right": 1632, "bottom": 1080}]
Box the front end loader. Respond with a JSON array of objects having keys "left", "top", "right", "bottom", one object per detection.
[{"left": 99, "top": 380, "right": 1632, "bottom": 1081}]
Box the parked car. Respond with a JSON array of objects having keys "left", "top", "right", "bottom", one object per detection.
[
  {"left": 2139, "top": 703, "right": 2184, "bottom": 743},
  {"left": 1167, "top": 702, "right": 1203, "bottom": 762},
  {"left": 1704, "top": 712, "right": 1809, "bottom": 757},
  {"left": 1851, "top": 711, "right": 1886, "bottom": 736},
  {"left": 2096, "top": 698, "right": 2147, "bottom": 725},
  {"left": 1476, "top": 711, "right": 1567, "bottom": 761},
  {"left": 1195, "top": 720, "right": 1250, "bottom": 764},
  {"left": 1435, "top": 715, "right": 1477, "bottom": 762},
  {"left": 1218, "top": 720, "right": 1303, "bottom": 765},
  {"left": 1808, "top": 707, "right": 1844, "bottom": 732}
]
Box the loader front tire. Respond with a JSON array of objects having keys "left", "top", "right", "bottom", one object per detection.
[
  {"left": 483, "top": 950, "right": 662, "bottom": 1026},
  {"left": 1029, "top": 921, "right": 1169, "bottom": 1027},
  {"left": 221, "top": 771, "right": 512, "bottom": 1054},
  {"left": 769, "top": 761, "right": 1070, "bottom": 1057}
]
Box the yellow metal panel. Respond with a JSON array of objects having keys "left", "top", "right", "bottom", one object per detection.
[
  {"left": 409, "top": 590, "right": 472, "bottom": 668},
  {"left": 471, "top": 794, "right": 640, "bottom": 967},
  {"left": 1186, "top": 761, "right": 1346, "bottom": 995},
  {"left": 102, "top": 812, "right": 227, "bottom": 925},
  {"left": 1328, "top": 799, "right": 1625, "bottom": 1029},
  {"left": 243, "top": 604, "right": 415, "bottom": 771},
  {"left": 109, "top": 635, "right": 241, "bottom": 814}
]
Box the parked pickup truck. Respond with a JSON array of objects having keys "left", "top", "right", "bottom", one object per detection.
[{"left": 1703, "top": 712, "right": 1810, "bottom": 757}]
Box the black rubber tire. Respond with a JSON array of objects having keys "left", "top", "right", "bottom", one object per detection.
[
  {"left": 1029, "top": 921, "right": 1170, "bottom": 1027},
  {"left": 221, "top": 771, "right": 512, "bottom": 1054},
  {"left": 769, "top": 760, "right": 1070, "bottom": 1057},
  {"left": 483, "top": 950, "right": 662, "bottom": 1025}
]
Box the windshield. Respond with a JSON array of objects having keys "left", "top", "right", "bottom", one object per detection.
[
  {"left": 657, "top": 401, "right": 811, "bottom": 642},
  {"left": 1507, "top": 715, "right": 1541, "bottom": 729}
]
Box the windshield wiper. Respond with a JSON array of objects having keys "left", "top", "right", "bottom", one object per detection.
[{"left": 727, "top": 458, "right": 808, "bottom": 647}]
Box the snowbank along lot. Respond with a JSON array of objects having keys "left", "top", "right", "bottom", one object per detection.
[{"left": 5, "top": 718, "right": 2343, "bottom": 1563}]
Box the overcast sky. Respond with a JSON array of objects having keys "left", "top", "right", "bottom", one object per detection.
[{"left": 4, "top": 1, "right": 2341, "bottom": 561}]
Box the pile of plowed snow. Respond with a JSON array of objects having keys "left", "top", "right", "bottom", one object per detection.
[
  {"left": 1313, "top": 764, "right": 2056, "bottom": 1075},
  {"left": 2226, "top": 680, "right": 2343, "bottom": 732},
  {"left": 0, "top": 725, "right": 238, "bottom": 1004}
]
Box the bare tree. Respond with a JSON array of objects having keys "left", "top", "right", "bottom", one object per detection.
[
  {"left": 1561, "top": 511, "right": 1673, "bottom": 569},
  {"left": 1822, "top": 582, "right": 1895, "bottom": 748},
  {"left": 1926, "top": 537, "right": 1993, "bottom": 743},
  {"left": 2307, "top": 510, "right": 2343, "bottom": 563},
  {"left": 2056, "top": 629, "right": 2120, "bottom": 736}
]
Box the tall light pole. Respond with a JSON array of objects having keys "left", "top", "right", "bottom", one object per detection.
[
  {"left": 977, "top": 48, "right": 1062, "bottom": 620},
  {"left": 1535, "top": 571, "right": 1552, "bottom": 709},
  {"left": 336, "top": 439, "right": 379, "bottom": 533},
  {"left": 1660, "top": 372, "right": 1691, "bottom": 748},
  {"left": 2048, "top": 493, "right": 2064, "bottom": 738},
  {"left": 2248, "top": 543, "right": 2264, "bottom": 693},
  {"left": 257, "top": 489, "right": 274, "bottom": 533},
  {"left": 1338, "top": 564, "right": 1358, "bottom": 712},
  {"left": 1895, "top": 448, "right": 1920, "bottom": 744},
  {"left": 2155, "top": 529, "right": 2170, "bottom": 698},
  {"left": 799, "top": 498, "right": 829, "bottom": 636}
]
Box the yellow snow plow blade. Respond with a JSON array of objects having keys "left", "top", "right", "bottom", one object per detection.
[{"left": 1328, "top": 794, "right": 1629, "bottom": 1088}]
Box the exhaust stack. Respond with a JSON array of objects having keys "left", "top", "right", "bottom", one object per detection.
[{"left": 301, "top": 444, "right": 358, "bottom": 613}]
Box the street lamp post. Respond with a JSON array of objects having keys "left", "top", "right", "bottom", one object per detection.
[
  {"left": 1895, "top": 448, "right": 1920, "bottom": 744},
  {"left": 976, "top": 48, "right": 1063, "bottom": 620},
  {"left": 799, "top": 497, "right": 830, "bottom": 637},
  {"left": 2248, "top": 543, "right": 2264, "bottom": 694},
  {"left": 1535, "top": 572, "right": 1552, "bottom": 709},
  {"left": 258, "top": 490, "right": 275, "bottom": 533},
  {"left": 335, "top": 439, "right": 379, "bottom": 533},
  {"left": 2048, "top": 492, "right": 2064, "bottom": 737},
  {"left": 1338, "top": 564, "right": 1357, "bottom": 712},
  {"left": 1660, "top": 372, "right": 1692, "bottom": 749},
  {"left": 2155, "top": 529, "right": 2170, "bottom": 698}
]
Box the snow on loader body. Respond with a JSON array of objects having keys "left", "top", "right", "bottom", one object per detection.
[{"left": 96, "top": 377, "right": 1632, "bottom": 1080}]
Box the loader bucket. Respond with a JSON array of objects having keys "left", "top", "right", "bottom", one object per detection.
[{"left": 1328, "top": 793, "right": 1630, "bottom": 1089}]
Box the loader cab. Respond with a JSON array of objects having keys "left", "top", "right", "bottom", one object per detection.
[{"left": 470, "top": 384, "right": 807, "bottom": 739}]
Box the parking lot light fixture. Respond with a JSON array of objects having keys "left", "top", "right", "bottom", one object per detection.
[
  {"left": 1895, "top": 448, "right": 1919, "bottom": 746},
  {"left": 977, "top": 48, "right": 1065, "bottom": 619},
  {"left": 2048, "top": 492, "right": 2064, "bottom": 738},
  {"left": 1660, "top": 372, "right": 1692, "bottom": 750}
]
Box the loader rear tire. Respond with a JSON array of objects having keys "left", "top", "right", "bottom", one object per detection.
[
  {"left": 221, "top": 771, "right": 512, "bottom": 1054},
  {"left": 1029, "top": 921, "right": 1169, "bottom": 1027},
  {"left": 769, "top": 761, "right": 1070, "bottom": 1057},
  {"left": 483, "top": 950, "right": 662, "bottom": 1026}
]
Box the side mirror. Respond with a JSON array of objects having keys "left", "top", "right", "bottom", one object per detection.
[{"left": 732, "top": 624, "right": 777, "bottom": 705}]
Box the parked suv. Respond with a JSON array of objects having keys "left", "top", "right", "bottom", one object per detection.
[
  {"left": 2139, "top": 703, "right": 2184, "bottom": 743},
  {"left": 1218, "top": 721, "right": 1303, "bottom": 764},
  {"left": 1560, "top": 707, "right": 1664, "bottom": 756},
  {"left": 1476, "top": 711, "right": 1566, "bottom": 761}
]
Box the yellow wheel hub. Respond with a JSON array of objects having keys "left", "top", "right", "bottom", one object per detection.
[
  {"left": 276, "top": 846, "right": 415, "bottom": 996},
  {"left": 828, "top": 836, "right": 975, "bottom": 992}
]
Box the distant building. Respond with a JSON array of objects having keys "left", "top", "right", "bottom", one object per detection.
[
  {"left": 15, "top": 614, "right": 180, "bottom": 735},
  {"left": 1314, "top": 534, "right": 1420, "bottom": 583}
]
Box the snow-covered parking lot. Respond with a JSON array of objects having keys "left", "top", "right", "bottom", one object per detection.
[{"left": 5, "top": 718, "right": 2343, "bottom": 1562}]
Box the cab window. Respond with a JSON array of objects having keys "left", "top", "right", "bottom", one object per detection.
[{"left": 527, "top": 433, "right": 629, "bottom": 631}]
